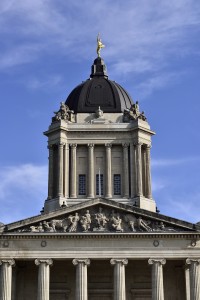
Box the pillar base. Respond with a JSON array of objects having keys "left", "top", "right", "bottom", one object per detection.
[{"left": 132, "top": 196, "right": 156, "bottom": 212}]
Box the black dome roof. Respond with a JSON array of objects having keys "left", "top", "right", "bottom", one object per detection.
[{"left": 65, "top": 57, "right": 133, "bottom": 113}]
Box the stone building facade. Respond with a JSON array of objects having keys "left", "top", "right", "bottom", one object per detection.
[{"left": 0, "top": 54, "right": 200, "bottom": 300}]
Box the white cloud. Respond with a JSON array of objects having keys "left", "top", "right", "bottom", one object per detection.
[
  {"left": 27, "top": 75, "right": 63, "bottom": 90},
  {"left": 152, "top": 156, "right": 200, "bottom": 167},
  {"left": 0, "top": 164, "right": 47, "bottom": 223}
]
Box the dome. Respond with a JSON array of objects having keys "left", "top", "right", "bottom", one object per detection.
[{"left": 65, "top": 57, "right": 133, "bottom": 113}]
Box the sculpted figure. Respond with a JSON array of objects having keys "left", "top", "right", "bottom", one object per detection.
[
  {"left": 49, "top": 218, "right": 69, "bottom": 232},
  {"left": 129, "top": 220, "right": 136, "bottom": 232},
  {"left": 43, "top": 221, "right": 54, "bottom": 232},
  {"left": 68, "top": 213, "right": 80, "bottom": 232},
  {"left": 111, "top": 215, "right": 123, "bottom": 232},
  {"left": 80, "top": 210, "right": 91, "bottom": 232},
  {"left": 137, "top": 217, "right": 152, "bottom": 232},
  {"left": 96, "top": 33, "right": 105, "bottom": 57},
  {"left": 95, "top": 208, "right": 109, "bottom": 230}
]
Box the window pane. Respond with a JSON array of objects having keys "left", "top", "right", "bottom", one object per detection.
[
  {"left": 79, "top": 174, "right": 86, "bottom": 195},
  {"left": 114, "top": 174, "right": 121, "bottom": 195},
  {"left": 96, "top": 174, "right": 103, "bottom": 196}
]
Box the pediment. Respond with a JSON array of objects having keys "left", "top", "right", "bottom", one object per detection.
[{"left": 3, "top": 198, "right": 199, "bottom": 234}]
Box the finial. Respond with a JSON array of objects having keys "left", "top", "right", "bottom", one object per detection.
[{"left": 96, "top": 33, "right": 105, "bottom": 57}]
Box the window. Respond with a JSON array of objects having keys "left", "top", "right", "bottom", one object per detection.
[
  {"left": 96, "top": 174, "right": 103, "bottom": 196},
  {"left": 79, "top": 174, "right": 86, "bottom": 195},
  {"left": 114, "top": 174, "right": 121, "bottom": 195}
]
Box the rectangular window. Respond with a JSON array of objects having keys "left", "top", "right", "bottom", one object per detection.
[
  {"left": 96, "top": 174, "right": 103, "bottom": 196},
  {"left": 114, "top": 174, "right": 121, "bottom": 195},
  {"left": 79, "top": 174, "right": 86, "bottom": 195}
]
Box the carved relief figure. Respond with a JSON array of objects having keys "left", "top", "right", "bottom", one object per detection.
[
  {"left": 111, "top": 215, "right": 123, "bottom": 232},
  {"left": 52, "top": 102, "right": 74, "bottom": 122},
  {"left": 49, "top": 218, "right": 69, "bottom": 232},
  {"left": 137, "top": 217, "right": 152, "bottom": 232},
  {"left": 80, "top": 210, "right": 91, "bottom": 232},
  {"left": 94, "top": 208, "right": 109, "bottom": 230},
  {"left": 68, "top": 213, "right": 80, "bottom": 232}
]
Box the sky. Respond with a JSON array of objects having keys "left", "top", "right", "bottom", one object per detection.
[{"left": 0, "top": 0, "right": 200, "bottom": 224}]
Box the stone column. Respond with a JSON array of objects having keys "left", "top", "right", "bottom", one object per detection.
[
  {"left": 105, "top": 144, "right": 112, "bottom": 198},
  {"left": 148, "top": 258, "right": 166, "bottom": 300},
  {"left": 110, "top": 258, "right": 128, "bottom": 300},
  {"left": 70, "top": 144, "right": 77, "bottom": 198},
  {"left": 186, "top": 258, "right": 200, "bottom": 300},
  {"left": 72, "top": 259, "right": 90, "bottom": 300},
  {"left": 57, "top": 142, "right": 64, "bottom": 197},
  {"left": 88, "top": 144, "right": 94, "bottom": 198},
  {"left": 130, "top": 143, "right": 136, "bottom": 198},
  {"left": 145, "top": 145, "right": 152, "bottom": 199},
  {"left": 122, "top": 143, "right": 129, "bottom": 198},
  {"left": 0, "top": 259, "right": 15, "bottom": 300},
  {"left": 35, "top": 259, "right": 53, "bottom": 300},
  {"left": 47, "top": 145, "right": 54, "bottom": 200},
  {"left": 64, "top": 144, "right": 69, "bottom": 198},
  {"left": 136, "top": 143, "right": 143, "bottom": 196},
  {"left": 185, "top": 265, "right": 190, "bottom": 300}
]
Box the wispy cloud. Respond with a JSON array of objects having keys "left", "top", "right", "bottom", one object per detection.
[
  {"left": 0, "top": 164, "right": 47, "bottom": 223},
  {"left": 0, "top": 0, "right": 199, "bottom": 96},
  {"left": 27, "top": 75, "right": 63, "bottom": 90},
  {"left": 152, "top": 156, "right": 200, "bottom": 167}
]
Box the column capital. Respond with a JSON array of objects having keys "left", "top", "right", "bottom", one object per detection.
[
  {"left": 35, "top": 259, "right": 53, "bottom": 266},
  {"left": 0, "top": 259, "right": 15, "bottom": 266},
  {"left": 88, "top": 143, "right": 94, "bottom": 148},
  {"left": 110, "top": 258, "right": 128, "bottom": 266},
  {"left": 105, "top": 143, "right": 112, "bottom": 148},
  {"left": 70, "top": 143, "right": 77, "bottom": 148},
  {"left": 72, "top": 258, "right": 90, "bottom": 266},
  {"left": 57, "top": 142, "right": 65, "bottom": 147},
  {"left": 145, "top": 144, "right": 152, "bottom": 149},
  {"left": 148, "top": 258, "right": 166, "bottom": 266},
  {"left": 122, "top": 143, "right": 129, "bottom": 148},
  {"left": 186, "top": 258, "right": 200, "bottom": 265}
]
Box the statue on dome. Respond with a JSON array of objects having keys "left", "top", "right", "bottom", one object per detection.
[{"left": 97, "top": 33, "right": 105, "bottom": 57}]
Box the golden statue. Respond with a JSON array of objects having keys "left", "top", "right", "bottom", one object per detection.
[{"left": 96, "top": 33, "right": 105, "bottom": 57}]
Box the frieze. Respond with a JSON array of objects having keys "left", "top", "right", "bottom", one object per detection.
[{"left": 12, "top": 206, "right": 183, "bottom": 234}]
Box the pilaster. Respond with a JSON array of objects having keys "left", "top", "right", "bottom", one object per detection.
[
  {"left": 88, "top": 144, "right": 94, "bottom": 198},
  {"left": 122, "top": 143, "right": 129, "bottom": 198},
  {"left": 70, "top": 144, "right": 77, "bottom": 198}
]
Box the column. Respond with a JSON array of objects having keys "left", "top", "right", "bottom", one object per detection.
[
  {"left": 136, "top": 143, "right": 143, "bottom": 196},
  {"left": 88, "top": 144, "right": 94, "bottom": 198},
  {"left": 105, "top": 144, "right": 112, "bottom": 198},
  {"left": 72, "top": 259, "right": 90, "bottom": 300},
  {"left": 70, "top": 144, "right": 77, "bottom": 198},
  {"left": 145, "top": 145, "right": 152, "bottom": 199},
  {"left": 110, "top": 258, "right": 128, "bottom": 300},
  {"left": 148, "top": 258, "right": 166, "bottom": 300},
  {"left": 47, "top": 145, "right": 54, "bottom": 199},
  {"left": 185, "top": 265, "right": 190, "bottom": 300},
  {"left": 35, "top": 259, "right": 53, "bottom": 300},
  {"left": 130, "top": 143, "right": 136, "bottom": 198},
  {"left": 57, "top": 142, "right": 64, "bottom": 197},
  {"left": 186, "top": 258, "right": 200, "bottom": 300},
  {"left": 0, "top": 259, "right": 15, "bottom": 300},
  {"left": 122, "top": 143, "right": 129, "bottom": 198},
  {"left": 64, "top": 144, "right": 69, "bottom": 198}
]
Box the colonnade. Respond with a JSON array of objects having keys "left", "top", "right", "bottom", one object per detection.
[
  {"left": 47, "top": 142, "right": 152, "bottom": 201},
  {"left": 0, "top": 258, "right": 199, "bottom": 300}
]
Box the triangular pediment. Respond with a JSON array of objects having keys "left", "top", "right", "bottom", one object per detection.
[{"left": 3, "top": 198, "right": 200, "bottom": 234}]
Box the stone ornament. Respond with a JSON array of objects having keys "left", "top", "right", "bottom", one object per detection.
[
  {"left": 148, "top": 258, "right": 166, "bottom": 266},
  {"left": 52, "top": 102, "right": 74, "bottom": 123},
  {"left": 0, "top": 259, "right": 15, "bottom": 267},
  {"left": 35, "top": 259, "right": 53, "bottom": 266},
  {"left": 72, "top": 258, "right": 90, "bottom": 266},
  {"left": 110, "top": 258, "right": 128, "bottom": 266},
  {"left": 14, "top": 206, "right": 183, "bottom": 234},
  {"left": 123, "top": 101, "right": 147, "bottom": 122}
]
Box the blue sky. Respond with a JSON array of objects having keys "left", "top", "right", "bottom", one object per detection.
[{"left": 0, "top": 0, "right": 200, "bottom": 224}]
